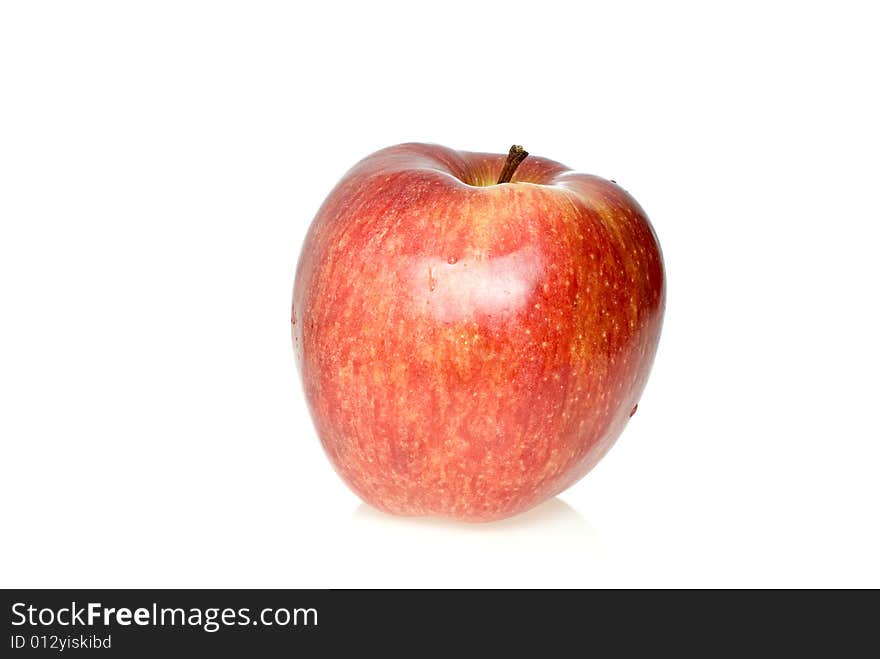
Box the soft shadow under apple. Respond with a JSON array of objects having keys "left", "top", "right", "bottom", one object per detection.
[{"left": 352, "top": 496, "right": 602, "bottom": 552}]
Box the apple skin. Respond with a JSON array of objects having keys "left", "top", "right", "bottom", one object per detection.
[{"left": 292, "top": 143, "right": 664, "bottom": 522}]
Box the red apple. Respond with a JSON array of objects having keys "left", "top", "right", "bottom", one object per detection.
[{"left": 292, "top": 143, "right": 665, "bottom": 522}]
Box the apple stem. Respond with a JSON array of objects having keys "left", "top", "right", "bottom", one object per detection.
[{"left": 496, "top": 145, "right": 529, "bottom": 184}]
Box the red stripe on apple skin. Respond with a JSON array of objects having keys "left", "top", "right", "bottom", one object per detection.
[{"left": 292, "top": 143, "right": 665, "bottom": 522}]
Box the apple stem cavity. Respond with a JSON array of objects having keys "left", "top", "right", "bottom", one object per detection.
[{"left": 496, "top": 145, "right": 529, "bottom": 184}]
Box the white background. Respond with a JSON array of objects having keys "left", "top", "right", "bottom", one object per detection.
[{"left": 1, "top": 1, "right": 878, "bottom": 588}]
